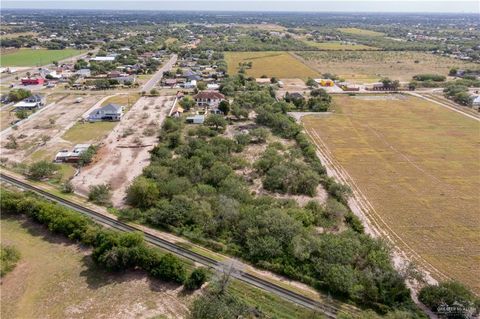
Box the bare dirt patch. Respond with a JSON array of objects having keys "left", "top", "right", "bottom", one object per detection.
[
  {"left": 1, "top": 216, "right": 191, "bottom": 319},
  {"left": 0, "top": 94, "right": 103, "bottom": 164},
  {"left": 71, "top": 95, "right": 175, "bottom": 206}
]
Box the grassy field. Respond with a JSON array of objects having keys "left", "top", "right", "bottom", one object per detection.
[
  {"left": 225, "top": 51, "right": 319, "bottom": 78},
  {"left": 101, "top": 93, "right": 141, "bottom": 108},
  {"left": 0, "top": 48, "right": 84, "bottom": 67},
  {"left": 62, "top": 121, "right": 118, "bottom": 144},
  {"left": 297, "top": 51, "right": 480, "bottom": 82},
  {"left": 303, "top": 40, "right": 378, "bottom": 51},
  {"left": 302, "top": 95, "right": 480, "bottom": 293},
  {"left": 0, "top": 217, "right": 192, "bottom": 319},
  {"left": 338, "top": 27, "right": 384, "bottom": 36}
]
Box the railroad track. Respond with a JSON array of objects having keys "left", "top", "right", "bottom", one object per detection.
[{"left": 0, "top": 173, "right": 344, "bottom": 318}]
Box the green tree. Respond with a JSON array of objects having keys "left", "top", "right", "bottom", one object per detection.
[
  {"left": 419, "top": 281, "right": 479, "bottom": 317},
  {"left": 204, "top": 114, "right": 227, "bottom": 131},
  {"left": 218, "top": 100, "right": 230, "bottom": 115},
  {"left": 179, "top": 96, "right": 195, "bottom": 110}
]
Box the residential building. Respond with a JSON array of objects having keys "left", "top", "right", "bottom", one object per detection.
[
  {"left": 76, "top": 69, "right": 91, "bottom": 77},
  {"left": 14, "top": 94, "right": 45, "bottom": 110},
  {"left": 87, "top": 103, "right": 124, "bottom": 121},
  {"left": 194, "top": 91, "right": 225, "bottom": 107}
]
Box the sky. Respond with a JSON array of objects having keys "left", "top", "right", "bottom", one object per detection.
[{"left": 2, "top": 0, "right": 479, "bottom": 13}]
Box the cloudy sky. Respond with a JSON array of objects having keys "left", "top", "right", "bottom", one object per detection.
[{"left": 2, "top": 0, "right": 479, "bottom": 13}]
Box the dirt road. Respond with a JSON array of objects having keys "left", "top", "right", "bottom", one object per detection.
[{"left": 71, "top": 95, "right": 175, "bottom": 206}]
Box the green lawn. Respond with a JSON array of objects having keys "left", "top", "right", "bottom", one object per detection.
[
  {"left": 62, "top": 122, "right": 118, "bottom": 144},
  {"left": 0, "top": 49, "right": 84, "bottom": 67}
]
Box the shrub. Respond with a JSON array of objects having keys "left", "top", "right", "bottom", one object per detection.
[
  {"left": 28, "top": 160, "right": 58, "bottom": 181},
  {"left": 88, "top": 184, "right": 111, "bottom": 206},
  {"left": 61, "top": 180, "right": 74, "bottom": 193},
  {"left": 184, "top": 267, "right": 209, "bottom": 290},
  {"left": 1, "top": 245, "right": 21, "bottom": 277}
]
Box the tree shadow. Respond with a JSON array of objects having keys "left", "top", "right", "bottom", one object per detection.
[{"left": 2, "top": 214, "right": 82, "bottom": 249}]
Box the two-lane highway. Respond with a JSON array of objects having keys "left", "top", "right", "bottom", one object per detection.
[{"left": 142, "top": 54, "right": 178, "bottom": 92}]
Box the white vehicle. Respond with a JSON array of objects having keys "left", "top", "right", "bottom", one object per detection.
[{"left": 75, "top": 97, "right": 84, "bottom": 103}]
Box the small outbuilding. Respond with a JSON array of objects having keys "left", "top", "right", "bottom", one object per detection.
[{"left": 186, "top": 114, "right": 205, "bottom": 124}]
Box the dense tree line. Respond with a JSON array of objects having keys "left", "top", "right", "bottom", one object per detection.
[{"left": 0, "top": 190, "right": 191, "bottom": 285}]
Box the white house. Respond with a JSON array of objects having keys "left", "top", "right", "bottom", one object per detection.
[
  {"left": 14, "top": 94, "right": 45, "bottom": 110},
  {"left": 87, "top": 103, "right": 124, "bottom": 121}
]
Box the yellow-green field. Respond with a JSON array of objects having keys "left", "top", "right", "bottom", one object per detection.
[
  {"left": 297, "top": 51, "right": 480, "bottom": 82},
  {"left": 225, "top": 51, "right": 319, "bottom": 78},
  {"left": 302, "top": 95, "right": 480, "bottom": 293},
  {"left": 303, "top": 40, "right": 378, "bottom": 51},
  {"left": 0, "top": 217, "right": 192, "bottom": 319},
  {"left": 338, "top": 27, "right": 385, "bottom": 36},
  {"left": 0, "top": 48, "right": 85, "bottom": 67}
]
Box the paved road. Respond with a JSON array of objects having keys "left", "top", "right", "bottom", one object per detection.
[
  {"left": 0, "top": 171, "right": 350, "bottom": 319},
  {"left": 141, "top": 54, "right": 177, "bottom": 92}
]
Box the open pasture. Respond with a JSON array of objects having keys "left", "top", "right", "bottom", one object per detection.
[
  {"left": 296, "top": 51, "right": 479, "bottom": 83},
  {"left": 225, "top": 51, "right": 319, "bottom": 78},
  {"left": 302, "top": 95, "right": 480, "bottom": 292},
  {"left": 0, "top": 48, "right": 84, "bottom": 67}
]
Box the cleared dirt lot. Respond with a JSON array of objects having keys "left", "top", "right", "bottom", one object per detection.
[
  {"left": 71, "top": 95, "right": 175, "bottom": 206},
  {"left": 1, "top": 217, "right": 191, "bottom": 319},
  {"left": 0, "top": 94, "right": 104, "bottom": 164},
  {"left": 302, "top": 95, "right": 480, "bottom": 292}
]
